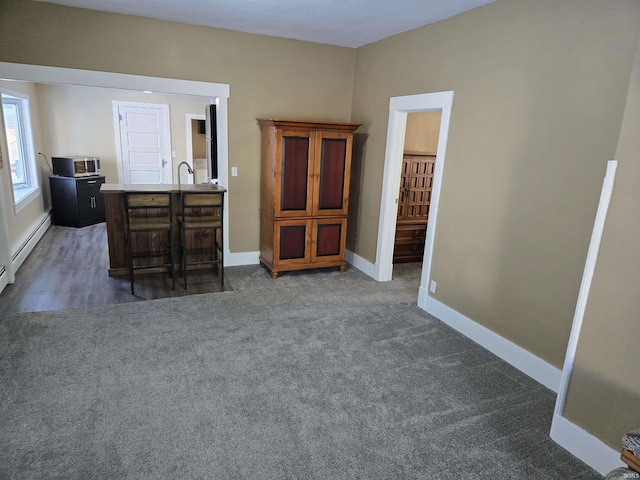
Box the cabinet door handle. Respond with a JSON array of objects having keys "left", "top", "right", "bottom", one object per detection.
[{"left": 87, "top": 180, "right": 97, "bottom": 184}]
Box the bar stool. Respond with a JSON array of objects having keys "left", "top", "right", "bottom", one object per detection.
[
  {"left": 124, "top": 191, "right": 175, "bottom": 295},
  {"left": 178, "top": 191, "right": 224, "bottom": 288}
]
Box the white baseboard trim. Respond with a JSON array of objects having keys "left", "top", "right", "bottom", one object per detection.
[
  {"left": 226, "top": 250, "right": 260, "bottom": 267},
  {"left": 550, "top": 414, "right": 622, "bottom": 475},
  {"left": 418, "top": 284, "right": 429, "bottom": 307},
  {"left": 345, "top": 249, "right": 377, "bottom": 279},
  {"left": 0, "top": 267, "right": 8, "bottom": 295},
  {"left": 420, "top": 294, "right": 562, "bottom": 393},
  {"left": 11, "top": 213, "right": 51, "bottom": 272}
]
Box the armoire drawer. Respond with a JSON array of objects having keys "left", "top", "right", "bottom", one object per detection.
[{"left": 395, "top": 228, "right": 426, "bottom": 241}]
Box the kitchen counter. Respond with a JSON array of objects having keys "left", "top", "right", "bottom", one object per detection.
[
  {"left": 100, "top": 183, "right": 227, "bottom": 194},
  {"left": 100, "top": 183, "right": 226, "bottom": 277}
]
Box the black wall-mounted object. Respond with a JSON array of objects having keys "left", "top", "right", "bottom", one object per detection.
[{"left": 206, "top": 104, "right": 219, "bottom": 181}]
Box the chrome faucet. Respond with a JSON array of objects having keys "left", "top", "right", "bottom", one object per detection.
[{"left": 177, "top": 161, "right": 193, "bottom": 190}]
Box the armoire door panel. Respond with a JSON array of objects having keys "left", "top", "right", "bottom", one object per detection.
[
  {"left": 311, "top": 218, "right": 347, "bottom": 263},
  {"left": 280, "top": 225, "right": 306, "bottom": 260},
  {"left": 313, "top": 132, "right": 352, "bottom": 216},
  {"left": 274, "top": 219, "right": 311, "bottom": 266},
  {"left": 318, "top": 138, "right": 347, "bottom": 210},
  {"left": 280, "top": 136, "right": 309, "bottom": 211},
  {"left": 276, "top": 130, "right": 314, "bottom": 217},
  {"left": 315, "top": 223, "right": 341, "bottom": 256}
]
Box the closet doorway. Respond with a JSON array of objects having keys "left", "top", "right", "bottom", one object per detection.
[{"left": 393, "top": 112, "right": 441, "bottom": 264}]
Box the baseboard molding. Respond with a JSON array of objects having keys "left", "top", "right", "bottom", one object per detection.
[
  {"left": 11, "top": 212, "right": 51, "bottom": 272},
  {"left": 420, "top": 294, "right": 562, "bottom": 393},
  {"left": 550, "top": 414, "right": 622, "bottom": 475},
  {"left": 226, "top": 250, "right": 260, "bottom": 267},
  {"left": 0, "top": 266, "right": 8, "bottom": 295},
  {"left": 345, "top": 249, "right": 377, "bottom": 279},
  {"left": 418, "top": 284, "right": 429, "bottom": 308}
]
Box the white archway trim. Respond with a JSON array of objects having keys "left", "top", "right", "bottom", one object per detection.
[
  {"left": 0, "top": 62, "right": 229, "bottom": 98},
  {"left": 375, "top": 91, "right": 454, "bottom": 282},
  {"left": 0, "top": 62, "right": 233, "bottom": 263}
]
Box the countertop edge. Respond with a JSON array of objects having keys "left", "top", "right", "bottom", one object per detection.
[{"left": 100, "top": 183, "right": 227, "bottom": 194}]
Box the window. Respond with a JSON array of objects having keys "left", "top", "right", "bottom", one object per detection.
[{"left": 1, "top": 91, "right": 39, "bottom": 209}]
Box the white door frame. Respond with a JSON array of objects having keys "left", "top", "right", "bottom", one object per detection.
[
  {"left": 0, "top": 107, "right": 15, "bottom": 291},
  {"left": 376, "top": 91, "right": 454, "bottom": 301},
  {"left": 549, "top": 160, "right": 620, "bottom": 475},
  {"left": 0, "top": 61, "right": 231, "bottom": 263},
  {"left": 185, "top": 113, "right": 206, "bottom": 185},
  {"left": 113, "top": 101, "right": 172, "bottom": 184}
]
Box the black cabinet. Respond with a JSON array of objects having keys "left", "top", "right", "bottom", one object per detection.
[{"left": 49, "top": 176, "right": 106, "bottom": 227}]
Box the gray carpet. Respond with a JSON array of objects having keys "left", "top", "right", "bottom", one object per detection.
[{"left": 0, "top": 265, "right": 601, "bottom": 479}]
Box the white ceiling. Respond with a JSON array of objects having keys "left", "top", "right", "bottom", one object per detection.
[{"left": 36, "top": 0, "right": 496, "bottom": 48}]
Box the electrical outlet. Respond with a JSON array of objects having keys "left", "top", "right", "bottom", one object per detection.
[
  {"left": 429, "top": 280, "right": 437, "bottom": 293},
  {"left": 231, "top": 167, "right": 238, "bottom": 177},
  {"left": 171, "top": 151, "right": 177, "bottom": 158}
]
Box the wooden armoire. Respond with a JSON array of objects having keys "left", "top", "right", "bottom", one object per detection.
[
  {"left": 258, "top": 119, "right": 360, "bottom": 279},
  {"left": 393, "top": 153, "right": 436, "bottom": 263}
]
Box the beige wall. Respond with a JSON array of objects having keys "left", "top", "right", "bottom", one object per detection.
[
  {"left": 563, "top": 37, "right": 640, "bottom": 449},
  {"left": 35, "top": 83, "right": 210, "bottom": 183},
  {"left": 0, "top": 0, "right": 355, "bottom": 253},
  {"left": 0, "top": 0, "right": 639, "bottom": 458},
  {"left": 349, "top": 0, "right": 640, "bottom": 367},
  {"left": 0, "top": 80, "right": 51, "bottom": 252},
  {"left": 405, "top": 111, "right": 441, "bottom": 154}
]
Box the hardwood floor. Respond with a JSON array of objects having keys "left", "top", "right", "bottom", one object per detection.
[{"left": 0, "top": 223, "right": 229, "bottom": 314}]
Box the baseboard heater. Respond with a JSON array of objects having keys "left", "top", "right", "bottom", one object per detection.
[{"left": 11, "top": 211, "right": 51, "bottom": 263}]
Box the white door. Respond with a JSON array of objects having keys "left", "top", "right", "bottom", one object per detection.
[{"left": 114, "top": 102, "right": 172, "bottom": 184}]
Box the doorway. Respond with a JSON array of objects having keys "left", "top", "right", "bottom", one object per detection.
[
  {"left": 375, "top": 91, "right": 454, "bottom": 306},
  {"left": 0, "top": 61, "right": 230, "bottom": 297},
  {"left": 393, "top": 111, "right": 441, "bottom": 265},
  {"left": 185, "top": 113, "right": 207, "bottom": 184}
]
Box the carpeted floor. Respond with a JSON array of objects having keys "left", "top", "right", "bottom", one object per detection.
[{"left": 0, "top": 264, "right": 601, "bottom": 479}]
